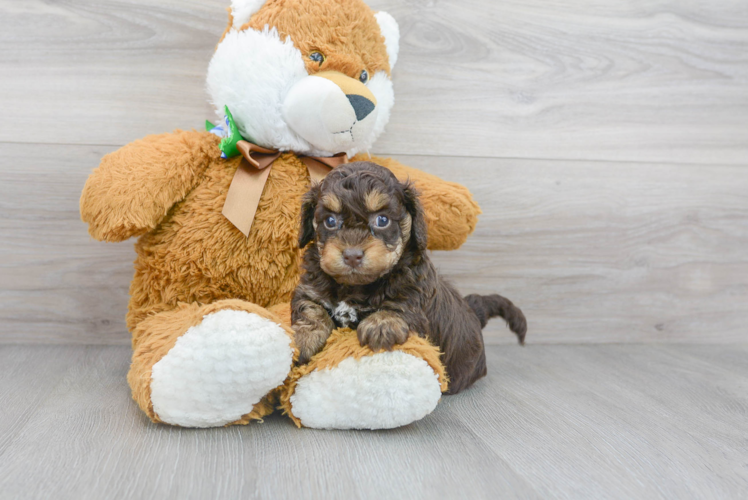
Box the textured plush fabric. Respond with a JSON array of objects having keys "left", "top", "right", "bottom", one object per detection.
[
  {"left": 230, "top": 0, "right": 267, "bottom": 28},
  {"left": 150, "top": 309, "right": 293, "bottom": 427},
  {"left": 80, "top": 0, "right": 482, "bottom": 428},
  {"left": 288, "top": 351, "right": 443, "bottom": 430},
  {"left": 235, "top": 0, "right": 391, "bottom": 78},
  {"left": 280, "top": 328, "right": 449, "bottom": 427},
  {"left": 209, "top": 1, "right": 397, "bottom": 157},
  {"left": 81, "top": 129, "right": 477, "bottom": 425},
  {"left": 80, "top": 130, "right": 218, "bottom": 243},
  {"left": 127, "top": 299, "right": 294, "bottom": 424},
  {"left": 80, "top": 130, "right": 480, "bottom": 332},
  {"left": 373, "top": 11, "right": 399, "bottom": 68}
]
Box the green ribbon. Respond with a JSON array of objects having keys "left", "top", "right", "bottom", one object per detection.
[{"left": 206, "top": 105, "right": 245, "bottom": 159}]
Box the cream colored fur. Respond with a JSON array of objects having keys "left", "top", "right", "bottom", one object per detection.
[
  {"left": 375, "top": 11, "right": 400, "bottom": 68},
  {"left": 81, "top": 0, "right": 482, "bottom": 431},
  {"left": 231, "top": 0, "right": 267, "bottom": 28},
  {"left": 208, "top": 5, "right": 398, "bottom": 157}
]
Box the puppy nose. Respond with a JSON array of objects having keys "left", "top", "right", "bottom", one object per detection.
[
  {"left": 343, "top": 248, "right": 364, "bottom": 268},
  {"left": 346, "top": 94, "right": 375, "bottom": 121}
]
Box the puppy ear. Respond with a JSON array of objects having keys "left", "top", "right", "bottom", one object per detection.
[
  {"left": 402, "top": 181, "right": 428, "bottom": 252},
  {"left": 298, "top": 185, "right": 320, "bottom": 249}
]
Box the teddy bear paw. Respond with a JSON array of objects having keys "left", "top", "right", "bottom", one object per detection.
[
  {"left": 289, "top": 350, "right": 442, "bottom": 430},
  {"left": 150, "top": 309, "right": 293, "bottom": 427}
]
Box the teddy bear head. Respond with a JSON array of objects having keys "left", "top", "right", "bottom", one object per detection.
[{"left": 206, "top": 0, "right": 400, "bottom": 158}]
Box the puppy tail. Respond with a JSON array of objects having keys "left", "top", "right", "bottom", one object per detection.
[{"left": 464, "top": 294, "right": 527, "bottom": 345}]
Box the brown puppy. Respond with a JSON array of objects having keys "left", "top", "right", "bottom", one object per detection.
[{"left": 292, "top": 162, "right": 527, "bottom": 394}]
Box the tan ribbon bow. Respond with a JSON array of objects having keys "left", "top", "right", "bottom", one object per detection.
[{"left": 222, "top": 140, "right": 349, "bottom": 237}]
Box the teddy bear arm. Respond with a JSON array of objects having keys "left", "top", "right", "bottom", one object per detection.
[
  {"left": 358, "top": 155, "right": 482, "bottom": 251},
  {"left": 80, "top": 130, "right": 219, "bottom": 242}
]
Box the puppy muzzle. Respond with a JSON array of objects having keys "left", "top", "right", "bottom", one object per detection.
[{"left": 282, "top": 71, "right": 379, "bottom": 154}]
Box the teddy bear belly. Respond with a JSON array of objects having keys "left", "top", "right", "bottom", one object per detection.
[
  {"left": 127, "top": 233, "right": 300, "bottom": 330},
  {"left": 127, "top": 155, "right": 311, "bottom": 331}
]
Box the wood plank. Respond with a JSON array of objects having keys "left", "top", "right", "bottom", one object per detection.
[
  {"left": 0, "top": 345, "right": 539, "bottom": 500},
  {"left": 0, "top": 144, "right": 133, "bottom": 344},
  {"left": 458, "top": 344, "right": 748, "bottom": 499},
  {"left": 1, "top": 344, "right": 747, "bottom": 499},
  {"left": 0, "top": 346, "right": 86, "bottom": 454},
  {"left": 419, "top": 155, "right": 748, "bottom": 344},
  {"left": 381, "top": 0, "right": 748, "bottom": 165},
  {"left": 0, "top": 0, "right": 222, "bottom": 147},
  {"left": 0, "top": 0, "right": 746, "bottom": 164},
  {"left": 2, "top": 144, "right": 747, "bottom": 344}
]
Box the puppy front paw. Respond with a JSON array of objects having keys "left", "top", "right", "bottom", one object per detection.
[
  {"left": 291, "top": 299, "right": 335, "bottom": 364},
  {"left": 292, "top": 301, "right": 335, "bottom": 364},
  {"left": 357, "top": 311, "right": 410, "bottom": 352},
  {"left": 294, "top": 323, "right": 334, "bottom": 364}
]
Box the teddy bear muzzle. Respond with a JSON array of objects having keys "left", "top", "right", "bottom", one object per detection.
[{"left": 282, "top": 71, "right": 379, "bottom": 154}]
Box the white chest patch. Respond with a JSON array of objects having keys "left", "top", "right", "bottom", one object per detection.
[{"left": 332, "top": 301, "right": 358, "bottom": 327}]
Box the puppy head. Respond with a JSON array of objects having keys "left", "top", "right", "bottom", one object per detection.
[{"left": 299, "top": 162, "right": 427, "bottom": 285}]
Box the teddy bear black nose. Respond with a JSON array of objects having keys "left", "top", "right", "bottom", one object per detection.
[
  {"left": 343, "top": 248, "right": 364, "bottom": 268},
  {"left": 346, "top": 94, "right": 375, "bottom": 121}
]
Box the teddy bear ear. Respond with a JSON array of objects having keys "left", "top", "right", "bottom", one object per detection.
[
  {"left": 230, "top": 0, "right": 268, "bottom": 29},
  {"left": 375, "top": 11, "right": 400, "bottom": 69}
]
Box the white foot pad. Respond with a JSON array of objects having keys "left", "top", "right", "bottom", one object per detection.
[
  {"left": 150, "top": 310, "right": 293, "bottom": 428},
  {"left": 290, "top": 351, "right": 442, "bottom": 430}
]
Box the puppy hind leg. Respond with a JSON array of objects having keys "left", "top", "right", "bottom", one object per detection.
[
  {"left": 441, "top": 326, "right": 487, "bottom": 395},
  {"left": 426, "top": 284, "right": 488, "bottom": 394}
]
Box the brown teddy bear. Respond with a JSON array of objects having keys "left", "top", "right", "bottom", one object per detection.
[{"left": 80, "top": 0, "right": 481, "bottom": 430}]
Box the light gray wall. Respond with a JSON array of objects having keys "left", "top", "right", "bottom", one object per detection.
[{"left": 1, "top": 0, "right": 746, "bottom": 344}]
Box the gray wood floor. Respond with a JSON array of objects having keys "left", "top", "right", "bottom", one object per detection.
[
  {"left": 1, "top": 344, "right": 747, "bottom": 500},
  {"left": 1, "top": 1, "right": 747, "bottom": 499}
]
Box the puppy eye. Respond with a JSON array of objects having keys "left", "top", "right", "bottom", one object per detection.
[
  {"left": 359, "top": 70, "right": 369, "bottom": 84},
  {"left": 324, "top": 215, "right": 338, "bottom": 229},
  {"left": 374, "top": 215, "right": 390, "bottom": 228},
  {"left": 309, "top": 52, "right": 325, "bottom": 65}
]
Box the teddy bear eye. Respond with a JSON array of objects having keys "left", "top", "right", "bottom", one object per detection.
[
  {"left": 324, "top": 215, "right": 338, "bottom": 229},
  {"left": 309, "top": 52, "right": 325, "bottom": 65},
  {"left": 359, "top": 70, "right": 369, "bottom": 84}
]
